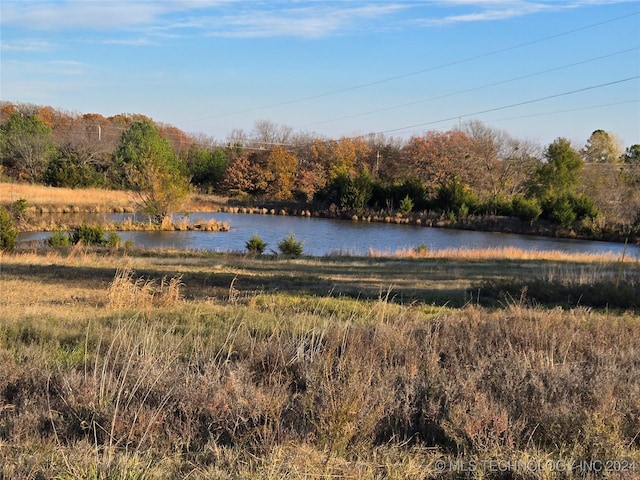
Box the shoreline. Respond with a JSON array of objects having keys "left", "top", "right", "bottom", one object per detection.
[
  {"left": 1, "top": 180, "right": 637, "bottom": 244},
  {"left": 8, "top": 200, "right": 639, "bottom": 245}
]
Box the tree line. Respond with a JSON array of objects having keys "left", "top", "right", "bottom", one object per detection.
[{"left": 1, "top": 101, "right": 639, "bottom": 230}]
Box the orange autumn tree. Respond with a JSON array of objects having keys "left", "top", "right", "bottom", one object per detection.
[
  {"left": 309, "top": 137, "right": 372, "bottom": 183},
  {"left": 264, "top": 146, "right": 299, "bottom": 200},
  {"left": 223, "top": 155, "right": 255, "bottom": 194},
  {"left": 401, "top": 130, "right": 473, "bottom": 196}
]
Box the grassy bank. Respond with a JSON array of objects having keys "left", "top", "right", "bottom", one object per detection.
[{"left": 1, "top": 249, "right": 639, "bottom": 479}]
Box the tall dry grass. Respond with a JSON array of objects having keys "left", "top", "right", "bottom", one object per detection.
[
  {"left": 107, "top": 267, "right": 184, "bottom": 310},
  {"left": 0, "top": 183, "right": 229, "bottom": 215},
  {"left": 1, "top": 251, "right": 639, "bottom": 478},
  {"left": 1, "top": 271, "right": 639, "bottom": 478},
  {"left": 0, "top": 182, "right": 135, "bottom": 209}
]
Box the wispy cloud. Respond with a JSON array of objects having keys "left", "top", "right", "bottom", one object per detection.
[
  {"left": 0, "top": 39, "right": 55, "bottom": 52},
  {"left": 195, "top": 4, "right": 411, "bottom": 39},
  {"left": 4, "top": 59, "right": 88, "bottom": 76},
  {"left": 0, "top": 1, "right": 226, "bottom": 31},
  {"left": 0, "top": 0, "right": 636, "bottom": 39},
  {"left": 425, "top": 3, "right": 551, "bottom": 25},
  {"left": 102, "top": 38, "right": 157, "bottom": 47},
  {"left": 0, "top": 1, "right": 408, "bottom": 40},
  {"left": 0, "top": 1, "right": 261, "bottom": 32},
  {"left": 421, "top": 0, "right": 638, "bottom": 26}
]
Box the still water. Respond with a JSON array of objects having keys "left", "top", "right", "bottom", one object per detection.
[{"left": 18, "top": 212, "right": 640, "bottom": 258}]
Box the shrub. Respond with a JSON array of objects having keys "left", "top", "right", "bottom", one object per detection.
[
  {"left": 435, "top": 178, "right": 478, "bottom": 218},
  {"left": 480, "top": 195, "right": 512, "bottom": 216},
  {"left": 511, "top": 195, "right": 542, "bottom": 223},
  {"left": 571, "top": 194, "right": 599, "bottom": 220},
  {"left": 317, "top": 171, "right": 374, "bottom": 211},
  {"left": 71, "top": 224, "right": 107, "bottom": 246},
  {"left": 278, "top": 233, "right": 304, "bottom": 257},
  {"left": 47, "top": 230, "right": 72, "bottom": 247},
  {"left": 545, "top": 196, "right": 577, "bottom": 227},
  {"left": 246, "top": 234, "right": 267, "bottom": 255},
  {"left": 0, "top": 206, "right": 18, "bottom": 251},
  {"left": 106, "top": 232, "right": 123, "bottom": 248},
  {"left": 11, "top": 198, "right": 29, "bottom": 221}
]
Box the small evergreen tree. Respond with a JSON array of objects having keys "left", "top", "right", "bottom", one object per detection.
[
  {"left": 0, "top": 207, "right": 18, "bottom": 251},
  {"left": 246, "top": 234, "right": 267, "bottom": 255},
  {"left": 399, "top": 195, "right": 414, "bottom": 214},
  {"left": 278, "top": 233, "right": 304, "bottom": 257}
]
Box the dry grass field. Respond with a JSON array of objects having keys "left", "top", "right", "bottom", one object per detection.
[
  {"left": 0, "top": 182, "right": 136, "bottom": 211},
  {"left": 1, "top": 247, "right": 639, "bottom": 479},
  {"left": 0, "top": 182, "right": 229, "bottom": 215}
]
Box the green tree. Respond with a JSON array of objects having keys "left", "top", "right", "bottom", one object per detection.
[
  {"left": 529, "top": 138, "right": 597, "bottom": 226},
  {"left": 114, "top": 120, "right": 190, "bottom": 220},
  {"left": 341, "top": 170, "right": 373, "bottom": 210},
  {"left": 622, "top": 144, "right": 640, "bottom": 164},
  {"left": 71, "top": 224, "right": 107, "bottom": 246},
  {"left": 0, "top": 113, "right": 54, "bottom": 182},
  {"left": 544, "top": 195, "right": 577, "bottom": 227},
  {"left": 188, "top": 146, "right": 228, "bottom": 192},
  {"left": 44, "top": 151, "right": 104, "bottom": 188},
  {"left": 530, "top": 137, "right": 583, "bottom": 199},
  {"left": 435, "top": 177, "right": 478, "bottom": 218}
]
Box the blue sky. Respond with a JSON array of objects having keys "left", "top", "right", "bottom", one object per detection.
[{"left": 1, "top": 0, "right": 639, "bottom": 148}]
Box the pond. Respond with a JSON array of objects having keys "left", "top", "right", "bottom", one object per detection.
[{"left": 17, "top": 211, "right": 640, "bottom": 259}]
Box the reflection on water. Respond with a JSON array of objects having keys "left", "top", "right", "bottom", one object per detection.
[{"left": 18, "top": 212, "right": 640, "bottom": 258}]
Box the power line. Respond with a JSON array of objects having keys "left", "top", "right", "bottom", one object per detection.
[
  {"left": 293, "top": 46, "right": 640, "bottom": 130},
  {"left": 178, "top": 10, "right": 639, "bottom": 125},
  {"left": 373, "top": 76, "right": 640, "bottom": 136},
  {"left": 489, "top": 99, "right": 640, "bottom": 125}
]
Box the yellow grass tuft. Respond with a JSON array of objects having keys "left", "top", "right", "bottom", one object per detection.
[{"left": 107, "top": 268, "right": 183, "bottom": 310}]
